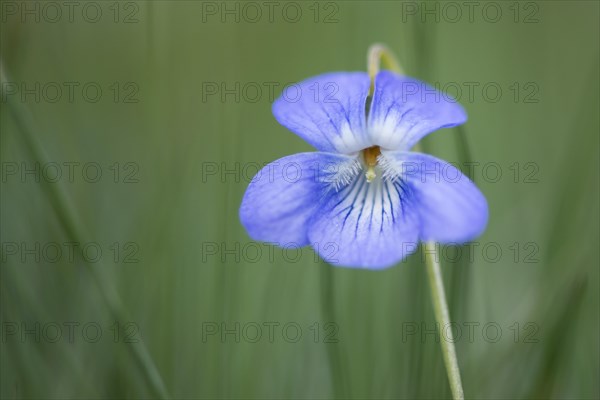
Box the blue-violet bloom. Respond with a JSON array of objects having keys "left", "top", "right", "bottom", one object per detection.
[{"left": 240, "top": 71, "right": 488, "bottom": 269}]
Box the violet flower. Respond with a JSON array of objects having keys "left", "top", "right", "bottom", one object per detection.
[{"left": 240, "top": 70, "right": 488, "bottom": 268}]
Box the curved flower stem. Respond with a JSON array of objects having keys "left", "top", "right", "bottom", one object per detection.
[
  {"left": 423, "top": 242, "right": 465, "bottom": 400},
  {"left": 367, "top": 44, "right": 465, "bottom": 399},
  {"left": 367, "top": 43, "right": 404, "bottom": 95}
]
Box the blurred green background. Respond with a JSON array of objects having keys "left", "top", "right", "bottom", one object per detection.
[{"left": 1, "top": 1, "right": 598, "bottom": 399}]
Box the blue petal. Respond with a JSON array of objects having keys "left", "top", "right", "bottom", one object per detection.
[
  {"left": 383, "top": 151, "right": 488, "bottom": 243},
  {"left": 368, "top": 71, "right": 467, "bottom": 151},
  {"left": 307, "top": 174, "right": 420, "bottom": 269},
  {"left": 272, "top": 72, "right": 371, "bottom": 154},
  {"left": 239, "top": 152, "right": 354, "bottom": 246}
]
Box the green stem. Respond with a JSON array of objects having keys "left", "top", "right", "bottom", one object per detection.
[
  {"left": 367, "top": 44, "right": 465, "bottom": 400},
  {"left": 367, "top": 43, "right": 404, "bottom": 95},
  {"left": 423, "top": 242, "right": 464, "bottom": 400}
]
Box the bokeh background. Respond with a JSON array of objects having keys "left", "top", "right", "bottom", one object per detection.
[{"left": 1, "top": 1, "right": 599, "bottom": 399}]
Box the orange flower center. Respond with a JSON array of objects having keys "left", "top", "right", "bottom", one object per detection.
[{"left": 362, "top": 146, "right": 381, "bottom": 182}]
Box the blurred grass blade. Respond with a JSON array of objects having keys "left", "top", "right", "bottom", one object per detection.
[
  {"left": 319, "top": 262, "right": 348, "bottom": 398},
  {"left": 0, "top": 61, "right": 170, "bottom": 400}
]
